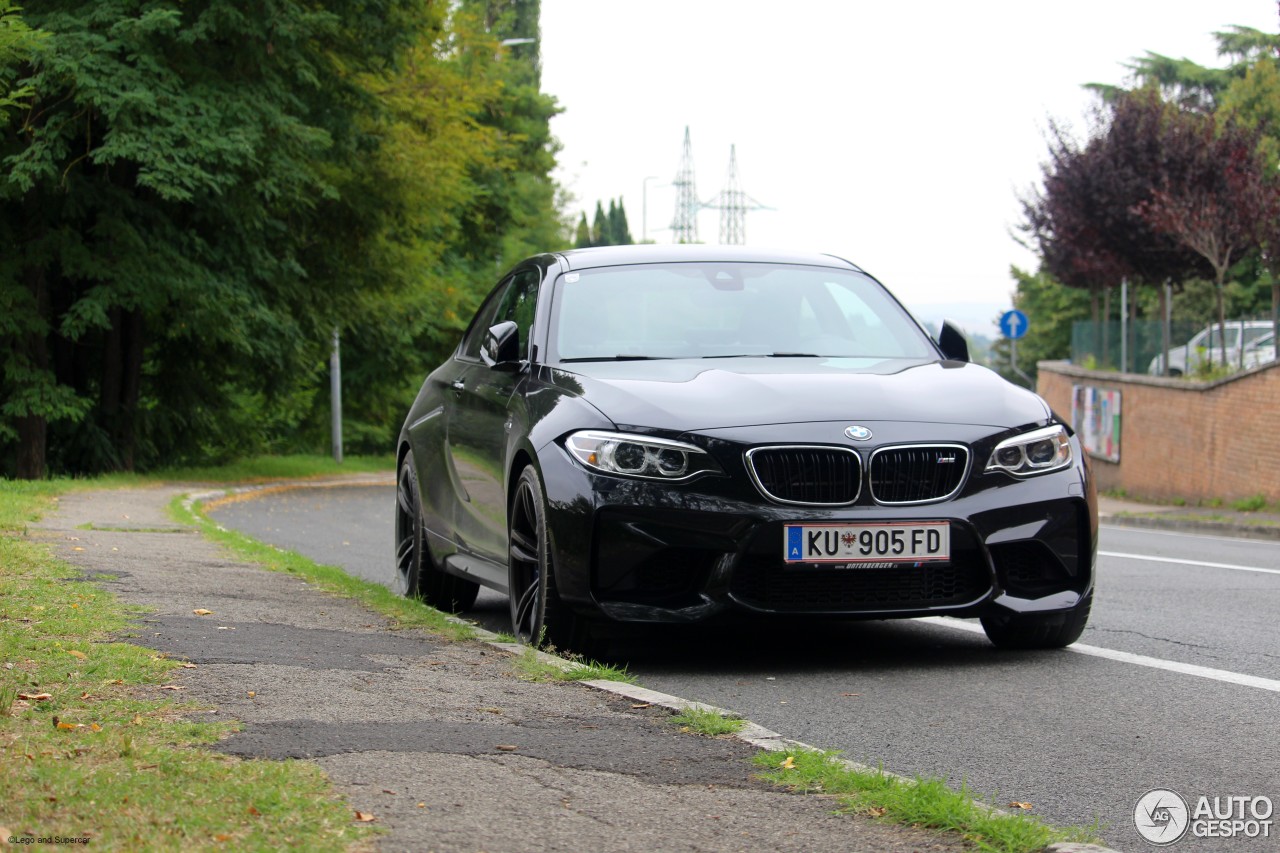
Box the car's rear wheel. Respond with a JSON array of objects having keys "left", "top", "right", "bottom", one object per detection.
[
  {"left": 508, "top": 465, "right": 589, "bottom": 652},
  {"left": 980, "top": 590, "right": 1092, "bottom": 649},
  {"left": 395, "top": 450, "right": 479, "bottom": 612}
]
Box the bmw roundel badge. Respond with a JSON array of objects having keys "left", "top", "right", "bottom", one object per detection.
[{"left": 844, "top": 425, "right": 873, "bottom": 441}]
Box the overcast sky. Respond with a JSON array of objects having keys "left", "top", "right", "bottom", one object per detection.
[{"left": 538, "top": 0, "right": 1279, "bottom": 335}]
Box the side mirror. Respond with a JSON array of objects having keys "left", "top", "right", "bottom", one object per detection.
[
  {"left": 938, "top": 320, "right": 970, "bottom": 363},
  {"left": 481, "top": 320, "right": 523, "bottom": 370}
]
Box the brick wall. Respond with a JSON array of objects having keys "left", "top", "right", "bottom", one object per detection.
[{"left": 1037, "top": 361, "right": 1280, "bottom": 503}]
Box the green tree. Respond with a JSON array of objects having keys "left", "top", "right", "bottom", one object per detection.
[
  {"left": 0, "top": 0, "right": 422, "bottom": 478},
  {"left": 591, "top": 201, "right": 608, "bottom": 247},
  {"left": 607, "top": 197, "right": 632, "bottom": 245},
  {"left": 574, "top": 211, "right": 591, "bottom": 248}
]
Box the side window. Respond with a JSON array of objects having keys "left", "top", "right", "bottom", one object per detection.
[
  {"left": 493, "top": 268, "right": 541, "bottom": 357},
  {"left": 460, "top": 278, "right": 514, "bottom": 361}
]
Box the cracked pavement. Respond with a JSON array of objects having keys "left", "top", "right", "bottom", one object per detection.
[{"left": 33, "top": 485, "right": 972, "bottom": 853}]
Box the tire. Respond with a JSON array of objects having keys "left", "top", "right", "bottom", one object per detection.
[
  {"left": 980, "top": 590, "right": 1092, "bottom": 650},
  {"left": 394, "top": 450, "right": 479, "bottom": 612},
  {"left": 507, "top": 465, "right": 590, "bottom": 652}
]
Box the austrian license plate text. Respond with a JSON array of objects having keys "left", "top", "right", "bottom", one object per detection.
[{"left": 784, "top": 522, "right": 950, "bottom": 564}]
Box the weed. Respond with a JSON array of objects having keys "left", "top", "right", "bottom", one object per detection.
[
  {"left": 1232, "top": 494, "right": 1267, "bottom": 512},
  {"left": 753, "top": 749, "right": 1105, "bottom": 853},
  {"left": 670, "top": 705, "right": 744, "bottom": 736},
  {"left": 510, "top": 646, "right": 636, "bottom": 683}
]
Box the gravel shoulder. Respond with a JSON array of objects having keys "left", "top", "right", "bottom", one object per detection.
[{"left": 33, "top": 484, "right": 974, "bottom": 853}]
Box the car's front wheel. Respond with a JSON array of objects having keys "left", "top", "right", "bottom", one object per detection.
[
  {"left": 395, "top": 450, "right": 479, "bottom": 612},
  {"left": 508, "top": 464, "right": 589, "bottom": 652},
  {"left": 980, "top": 591, "right": 1092, "bottom": 649}
]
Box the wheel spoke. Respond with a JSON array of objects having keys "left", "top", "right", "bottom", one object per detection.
[
  {"left": 509, "top": 529, "right": 537, "bottom": 563},
  {"left": 514, "top": 581, "right": 539, "bottom": 635},
  {"left": 395, "top": 534, "right": 414, "bottom": 573}
]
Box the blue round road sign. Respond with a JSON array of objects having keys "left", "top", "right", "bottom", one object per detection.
[{"left": 999, "top": 309, "right": 1029, "bottom": 340}]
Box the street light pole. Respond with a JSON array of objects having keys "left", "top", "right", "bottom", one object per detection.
[{"left": 642, "top": 175, "right": 659, "bottom": 243}]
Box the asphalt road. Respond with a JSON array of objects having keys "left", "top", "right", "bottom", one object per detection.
[{"left": 210, "top": 485, "right": 1280, "bottom": 851}]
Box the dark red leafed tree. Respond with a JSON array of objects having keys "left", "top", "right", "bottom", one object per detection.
[{"left": 1133, "top": 112, "right": 1280, "bottom": 365}]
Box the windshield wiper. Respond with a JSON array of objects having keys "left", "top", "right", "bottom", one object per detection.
[{"left": 559, "top": 354, "right": 672, "bottom": 363}]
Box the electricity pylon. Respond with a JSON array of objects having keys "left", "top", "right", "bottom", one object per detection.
[
  {"left": 703, "top": 144, "right": 770, "bottom": 245},
  {"left": 670, "top": 127, "right": 700, "bottom": 244}
]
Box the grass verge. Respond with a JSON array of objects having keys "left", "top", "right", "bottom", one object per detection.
[
  {"left": 509, "top": 646, "right": 636, "bottom": 684},
  {"left": 753, "top": 749, "right": 1104, "bottom": 853},
  {"left": 670, "top": 705, "right": 745, "bottom": 737},
  {"left": 171, "top": 494, "right": 474, "bottom": 642},
  {"left": 0, "top": 483, "right": 374, "bottom": 850}
]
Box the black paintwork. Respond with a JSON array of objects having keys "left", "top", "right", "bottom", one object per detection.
[{"left": 398, "top": 247, "right": 1097, "bottom": 626}]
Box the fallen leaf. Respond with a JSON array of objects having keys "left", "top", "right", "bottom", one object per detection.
[
  {"left": 213, "top": 833, "right": 233, "bottom": 842},
  {"left": 132, "top": 714, "right": 144, "bottom": 725},
  {"left": 1009, "top": 801, "right": 1034, "bottom": 810},
  {"left": 867, "top": 807, "right": 887, "bottom": 817},
  {"left": 80, "top": 692, "right": 91, "bottom": 700},
  {"left": 159, "top": 685, "right": 185, "bottom": 691},
  {"left": 56, "top": 721, "right": 78, "bottom": 731},
  {"left": 840, "top": 692, "right": 861, "bottom": 697},
  {"left": 353, "top": 811, "right": 376, "bottom": 823},
  {"left": 72, "top": 546, "right": 85, "bottom": 552},
  {"left": 247, "top": 806, "right": 261, "bottom": 816},
  {"left": 247, "top": 691, "right": 256, "bottom": 699},
  {"left": 18, "top": 692, "right": 52, "bottom": 701},
  {"left": 381, "top": 790, "right": 396, "bottom": 795},
  {"left": 67, "top": 650, "right": 87, "bottom": 660},
  {"left": 631, "top": 702, "right": 653, "bottom": 709},
  {"left": 780, "top": 755, "right": 796, "bottom": 770},
  {"left": 90, "top": 723, "right": 102, "bottom": 732},
  {"left": 193, "top": 609, "right": 213, "bottom": 616},
  {"left": 416, "top": 803, "right": 426, "bottom": 809},
  {"left": 180, "top": 663, "right": 197, "bottom": 669},
  {"left": 495, "top": 744, "right": 519, "bottom": 752}
]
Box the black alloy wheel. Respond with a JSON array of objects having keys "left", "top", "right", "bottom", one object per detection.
[
  {"left": 980, "top": 590, "right": 1093, "bottom": 649},
  {"left": 508, "top": 465, "right": 581, "bottom": 649},
  {"left": 394, "top": 450, "right": 479, "bottom": 612}
]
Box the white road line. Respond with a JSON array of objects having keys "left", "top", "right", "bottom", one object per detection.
[
  {"left": 1101, "top": 523, "right": 1278, "bottom": 547},
  {"left": 921, "top": 617, "right": 1280, "bottom": 693},
  {"left": 1099, "top": 550, "right": 1280, "bottom": 576}
]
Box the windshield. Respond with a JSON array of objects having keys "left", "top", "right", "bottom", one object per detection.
[{"left": 548, "top": 262, "right": 937, "bottom": 362}]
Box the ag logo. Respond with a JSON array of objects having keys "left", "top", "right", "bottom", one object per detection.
[{"left": 1134, "top": 789, "right": 1190, "bottom": 846}]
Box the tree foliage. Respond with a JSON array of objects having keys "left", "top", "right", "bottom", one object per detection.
[{"left": 0, "top": 0, "right": 566, "bottom": 477}]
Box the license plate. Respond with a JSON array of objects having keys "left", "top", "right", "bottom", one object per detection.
[{"left": 783, "top": 522, "right": 950, "bottom": 564}]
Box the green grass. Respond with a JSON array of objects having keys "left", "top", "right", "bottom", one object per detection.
[
  {"left": 1232, "top": 493, "right": 1268, "bottom": 512},
  {"left": 753, "top": 750, "right": 1104, "bottom": 853},
  {"left": 0, "top": 483, "right": 374, "bottom": 850},
  {"left": 509, "top": 646, "right": 636, "bottom": 684},
  {"left": 96, "top": 453, "right": 395, "bottom": 487},
  {"left": 670, "top": 706, "right": 745, "bottom": 737},
  {"left": 171, "top": 494, "right": 474, "bottom": 642}
]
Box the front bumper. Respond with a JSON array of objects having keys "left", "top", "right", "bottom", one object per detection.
[{"left": 538, "top": 438, "right": 1097, "bottom": 625}]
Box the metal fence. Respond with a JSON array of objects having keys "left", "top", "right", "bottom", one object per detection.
[{"left": 1071, "top": 318, "right": 1274, "bottom": 376}]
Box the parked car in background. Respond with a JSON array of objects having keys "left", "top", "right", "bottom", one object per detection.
[
  {"left": 1148, "top": 320, "right": 1275, "bottom": 376},
  {"left": 1243, "top": 330, "right": 1276, "bottom": 370},
  {"left": 395, "top": 246, "right": 1097, "bottom": 654}
]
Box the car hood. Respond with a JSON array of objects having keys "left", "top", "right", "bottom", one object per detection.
[{"left": 549, "top": 357, "right": 1050, "bottom": 432}]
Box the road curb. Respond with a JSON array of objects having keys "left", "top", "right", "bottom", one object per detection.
[{"left": 1103, "top": 512, "right": 1280, "bottom": 541}]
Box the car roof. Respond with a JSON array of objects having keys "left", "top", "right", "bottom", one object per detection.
[{"left": 550, "top": 244, "right": 868, "bottom": 274}]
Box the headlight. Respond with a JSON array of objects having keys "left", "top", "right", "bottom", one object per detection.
[
  {"left": 985, "top": 425, "right": 1073, "bottom": 477},
  {"left": 565, "top": 431, "right": 720, "bottom": 480}
]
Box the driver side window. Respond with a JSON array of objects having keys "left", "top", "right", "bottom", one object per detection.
[{"left": 459, "top": 268, "right": 542, "bottom": 362}]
